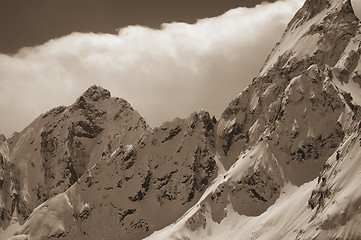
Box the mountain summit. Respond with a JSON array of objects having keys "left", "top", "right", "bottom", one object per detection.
[
  {"left": 3, "top": 0, "right": 361, "bottom": 239},
  {"left": 78, "top": 85, "right": 111, "bottom": 102},
  {"left": 0, "top": 85, "right": 150, "bottom": 232}
]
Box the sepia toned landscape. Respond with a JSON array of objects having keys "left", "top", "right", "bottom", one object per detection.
[{"left": 1, "top": 0, "right": 361, "bottom": 239}]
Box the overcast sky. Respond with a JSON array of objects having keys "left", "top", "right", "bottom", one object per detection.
[{"left": 0, "top": 0, "right": 306, "bottom": 137}]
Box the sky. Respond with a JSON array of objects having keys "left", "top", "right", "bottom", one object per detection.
[
  {"left": 0, "top": 0, "right": 277, "bottom": 54},
  {"left": 0, "top": 0, "right": 306, "bottom": 137}
]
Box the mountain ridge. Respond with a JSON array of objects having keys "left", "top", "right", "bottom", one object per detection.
[
  {"left": 146, "top": 0, "right": 361, "bottom": 238},
  {"left": 0, "top": 84, "right": 150, "bottom": 231},
  {"left": 3, "top": 0, "right": 361, "bottom": 239}
]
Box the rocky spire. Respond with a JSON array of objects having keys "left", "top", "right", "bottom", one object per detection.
[
  {"left": 260, "top": 0, "right": 359, "bottom": 79},
  {"left": 80, "top": 85, "right": 111, "bottom": 102}
]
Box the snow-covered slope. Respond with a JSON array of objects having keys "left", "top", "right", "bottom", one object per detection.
[
  {"left": 0, "top": 85, "right": 150, "bottom": 230},
  {"left": 147, "top": 122, "right": 361, "bottom": 240}
]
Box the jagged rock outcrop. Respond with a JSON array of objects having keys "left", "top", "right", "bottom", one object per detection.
[{"left": 1, "top": 85, "right": 150, "bottom": 228}]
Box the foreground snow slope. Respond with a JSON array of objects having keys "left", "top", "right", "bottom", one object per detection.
[{"left": 148, "top": 122, "right": 361, "bottom": 239}]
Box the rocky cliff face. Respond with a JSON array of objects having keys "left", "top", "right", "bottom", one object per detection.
[
  {"left": 0, "top": 135, "right": 15, "bottom": 227},
  {"left": 202, "top": 0, "right": 359, "bottom": 221},
  {"left": 169, "top": 63, "right": 355, "bottom": 235},
  {"left": 217, "top": 0, "right": 359, "bottom": 173},
  {"left": 0, "top": 85, "right": 150, "bottom": 229}
]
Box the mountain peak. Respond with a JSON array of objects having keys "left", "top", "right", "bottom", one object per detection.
[
  {"left": 80, "top": 85, "right": 111, "bottom": 102},
  {"left": 72, "top": 85, "right": 112, "bottom": 111},
  {"left": 260, "top": 0, "right": 359, "bottom": 78}
]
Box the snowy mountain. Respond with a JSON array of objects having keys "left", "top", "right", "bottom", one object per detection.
[
  {"left": 8, "top": 110, "right": 218, "bottom": 240},
  {"left": 3, "top": 0, "right": 361, "bottom": 239},
  {"left": 0, "top": 85, "right": 150, "bottom": 234},
  {"left": 146, "top": 0, "right": 361, "bottom": 239}
]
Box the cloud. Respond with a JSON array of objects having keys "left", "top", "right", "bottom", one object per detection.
[{"left": 0, "top": 0, "right": 304, "bottom": 137}]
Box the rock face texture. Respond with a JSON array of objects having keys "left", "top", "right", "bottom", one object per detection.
[
  {"left": 0, "top": 135, "right": 14, "bottom": 226},
  {"left": 0, "top": 85, "right": 150, "bottom": 229},
  {"left": 4, "top": 0, "right": 361, "bottom": 240}
]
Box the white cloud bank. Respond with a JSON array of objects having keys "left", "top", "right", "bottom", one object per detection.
[{"left": 0, "top": 0, "right": 304, "bottom": 137}]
